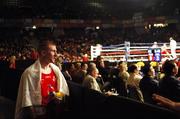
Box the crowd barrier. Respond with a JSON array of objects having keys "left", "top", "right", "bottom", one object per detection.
[
  {"left": 0, "top": 69, "right": 23, "bottom": 101},
  {"left": 67, "top": 81, "right": 179, "bottom": 119},
  {"left": 0, "top": 96, "right": 15, "bottom": 119}
]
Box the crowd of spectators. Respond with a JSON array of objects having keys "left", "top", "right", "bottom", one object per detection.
[{"left": 0, "top": 24, "right": 179, "bottom": 64}]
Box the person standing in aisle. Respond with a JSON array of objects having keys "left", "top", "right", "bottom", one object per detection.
[{"left": 15, "top": 39, "right": 69, "bottom": 119}]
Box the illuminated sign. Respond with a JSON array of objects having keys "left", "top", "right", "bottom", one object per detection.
[{"left": 148, "top": 48, "right": 161, "bottom": 62}]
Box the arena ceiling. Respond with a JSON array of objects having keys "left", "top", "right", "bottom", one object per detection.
[{"left": 0, "top": 0, "right": 179, "bottom": 20}]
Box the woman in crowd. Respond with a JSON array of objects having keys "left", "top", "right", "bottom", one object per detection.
[{"left": 127, "top": 63, "right": 144, "bottom": 102}]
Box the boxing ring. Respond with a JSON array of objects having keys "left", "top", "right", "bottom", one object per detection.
[{"left": 91, "top": 42, "right": 180, "bottom": 62}]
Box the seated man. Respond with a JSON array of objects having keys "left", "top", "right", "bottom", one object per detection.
[{"left": 82, "top": 67, "right": 102, "bottom": 93}]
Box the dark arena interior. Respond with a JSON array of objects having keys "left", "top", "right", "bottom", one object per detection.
[{"left": 0, "top": 0, "right": 180, "bottom": 119}]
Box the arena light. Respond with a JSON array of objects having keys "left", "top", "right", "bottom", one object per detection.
[
  {"left": 153, "top": 23, "right": 168, "bottom": 28},
  {"left": 96, "top": 26, "right": 100, "bottom": 30},
  {"left": 32, "top": 25, "right": 37, "bottom": 29},
  {"left": 88, "top": 2, "right": 103, "bottom": 8},
  {"left": 149, "top": 24, "right": 151, "bottom": 29}
]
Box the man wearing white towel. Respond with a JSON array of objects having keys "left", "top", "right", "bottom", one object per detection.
[{"left": 15, "top": 39, "right": 69, "bottom": 119}]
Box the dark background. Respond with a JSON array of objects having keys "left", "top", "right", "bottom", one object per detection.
[{"left": 0, "top": 0, "right": 179, "bottom": 19}]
